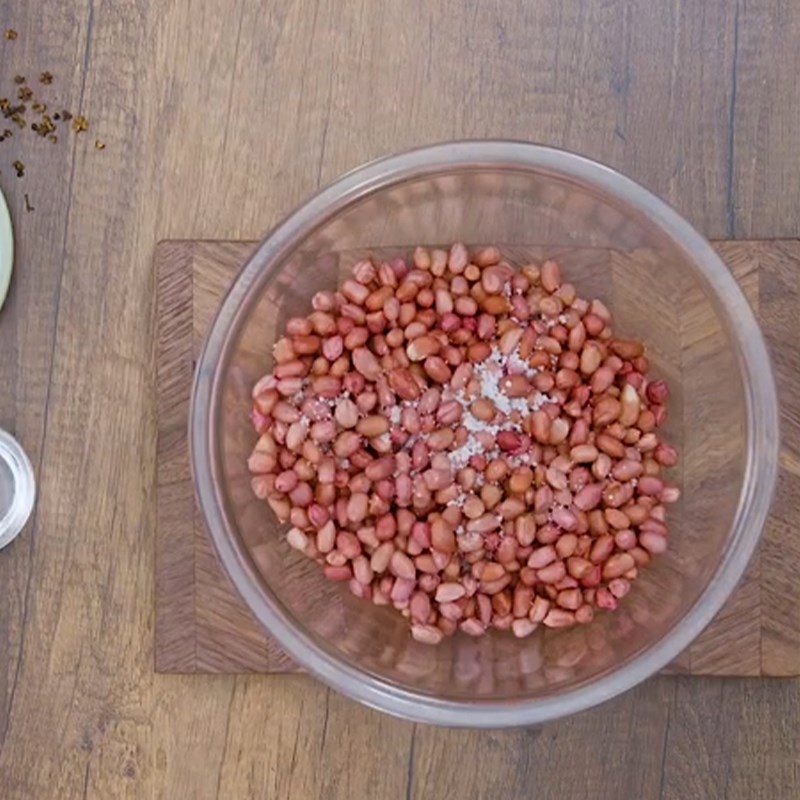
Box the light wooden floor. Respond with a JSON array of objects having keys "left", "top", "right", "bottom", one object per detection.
[{"left": 0, "top": 1, "right": 798, "bottom": 798}]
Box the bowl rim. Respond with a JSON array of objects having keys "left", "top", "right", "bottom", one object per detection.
[{"left": 190, "top": 140, "right": 779, "bottom": 727}]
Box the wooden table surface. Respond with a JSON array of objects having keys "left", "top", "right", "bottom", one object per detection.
[{"left": 0, "top": 1, "right": 798, "bottom": 798}]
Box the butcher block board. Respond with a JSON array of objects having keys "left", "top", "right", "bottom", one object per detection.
[{"left": 155, "top": 239, "right": 800, "bottom": 677}]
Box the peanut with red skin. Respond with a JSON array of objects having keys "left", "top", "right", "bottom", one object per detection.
[{"left": 248, "top": 247, "right": 677, "bottom": 643}]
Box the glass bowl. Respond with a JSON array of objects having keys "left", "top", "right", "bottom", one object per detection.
[{"left": 190, "top": 141, "right": 779, "bottom": 727}]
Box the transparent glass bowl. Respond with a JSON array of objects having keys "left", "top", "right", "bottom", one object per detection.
[{"left": 190, "top": 142, "right": 779, "bottom": 727}]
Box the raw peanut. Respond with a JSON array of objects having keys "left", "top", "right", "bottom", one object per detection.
[
  {"left": 637, "top": 476, "right": 664, "bottom": 496},
  {"left": 462, "top": 495, "right": 486, "bottom": 519},
  {"left": 541, "top": 260, "right": 562, "bottom": 293},
  {"left": 274, "top": 470, "right": 299, "bottom": 493},
  {"left": 389, "top": 367, "right": 422, "bottom": 400},
  {"left": 534, "top": 485, "right": 553, "bottom": 512},
  {"left": 596, "top": 433, "right": 626, "bottom": 458},
  {"left": 406, "top": 335, "right": 440, "bottom": 361},
  {"left": 423, "top": 468, "right": 453, "bottom": 490},
  {"left": 549, "top": 417, "right": 570, "bottom": 445},
  {"left": 364, "top": 456, "right": 395, "bottom": 481},
  {"left": 273, "top": 337, "right": 297, "bottom": 363},
  {"left": 316, "top": 521, "right": 337, "bottom": 553},
  {"left": 467, "top": 514, "right": 502, "bottom": 534},
  {"left": 604, "top": 508, "right": 631, "bottom": 529},
  {"left": 411, "top": 624, "right": 444, "bottom": 645},
  {"left": 481, "top": 266, "right": 505, "bottom": 294},
  {"left": 647, "top": 379, "right": 669, "bottom": 404},
  {"left": 570, "top": 444, "right": 598, "bottom": 463},
  {"left": 512, "top": 618, "right": 537, "bottom": 638},
  {"left": 545, "top": 466, "right": 567, "bottom": 490},
  {"left": 286, "top": 527, "right": 309, "bottom": 552},
  {"left": 551, "top": 507, "right": 578, "bottom": 531},
  {"left": 333, "top": 431, "right": 361, "bottom": 457},
  {"left": 514, "top": 514, "right": 536, "bottom": 547},
  {"left": 529, "top": 595, "right": 550, "bottom": 623},
  {"left": 499, "top": 325, "right": 524, "bottom": 354},
  {"left": 614, "top": 529, "right": 637, "bottom": 550},
  {"left": 593, "top": 397, "right": 621, "bottom": 427},
  {"left": 567, "top": 556, "right": 594, "bottom": 580},
  {"left": 654, "top": 443, "right": 678, "bottom": 466},
  {"left": 474, "top": 246, "right": 501, "bottom": 267},
  {"left": 390, "top": 550, "right": 416, "bottom": 580},
  {"left": 603, "top": 481, "right": 633, "bottom": 508},
  {"left": 574, "top": 483, "right": 603, "bottom": 511},
  {"left": 612, "top": 459, "right": 643, "bottom": 481},
  {"left": 589, "top": 534, "right": 614, "bottom": 564},
  {"left": 470, "top": 398, "right": 496, "bottom": 421},
  {"left": 247, "top": 452, "right": 276, "bottom": 474},
  {"left": 370, "top": 541, "right": 394, "bottom": 573},
  {"left": 312, "top": 375, "right": 342, "bottom": 398},
  {"left": 530, "top": 410, "right": 551, "bottom": 443},
  {"left": 352, "top": 347, "right": 381, "bottom": 380},
  {"left": 356, "top": 414, "right": 390, "bottom": 437},
  {"left": 639, "top": 531, "right": 668, "bottom": 554},
  {"left": 590, "top": 365, "right": 615, "bottom": 393},
  {"left": 448, "top": 242, "right": 468, "bottom": 273},
  {"left": 592, "top": 452, "right": 612, "bottom": 480},
  {"left": 501, "top": 374, "right": 531, "bottom": 398},
  {"left": 557, "top": 588, "right": 582, "bottom": 610},
  {"left": 455, "top": 296, "right": 478, "bottom": 315},
  {"left": 467, "top": 341, "right": 491, "bottom": 362},
  {"left": 579, "top": 343, "right": 603, "bottom": 375},
  {"left": 428, "top": 428, "right": 455, "bottom": 450},
  {"left": 431, "top": 517, "right": 456, "bottom": 553},
  {"left": 436, "top": 582, "right": 467, "bottom": 603},
  {"left": 610, "top": 339, "right": 644, "bottom": 359},
  {"left": 424, "top": 356, "right": 452, "bottom": 383},
  {"left": 602, "top": 553, "right": 636, "bottom": 580},
  {"left": 619, "top": 384, "right": 641, "bottom": 426},
  {"left": 509, "top": 467, "right": 534, "bottom": 494},
  {"left": 543, "top": 608, "right": 575, "bottom": 628},
  {"left": 334, "top": 398, "right": 359, "bottom": 428},
  {"left": 311, "top": 291, "right": 335, "bottom": 312},
  {"left": 347, "top": 493, "right": 369, "bottom": 524},
  {"left": 292, "top": 335, "right": 321, "bottom": 355},
  {"left": 537, "top": 560, "right": 566, "bottom": 584},
  {"left": 497, "top": 431, "right": 523, "bottom": 452},
  {"left": 496, "top": 497, "right": 526, "bottom": 519}
]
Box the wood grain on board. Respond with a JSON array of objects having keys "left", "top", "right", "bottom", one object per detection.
[
  {"left": 155, "top": 238, "right": 800, "bottom": 678},
  {"left": 2, "top": 0, "right": 800, "bottom": 798}
]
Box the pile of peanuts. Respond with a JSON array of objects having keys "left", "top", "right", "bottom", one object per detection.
[{"left": 247, "top": 244, "right": 678, "bottom": 645}]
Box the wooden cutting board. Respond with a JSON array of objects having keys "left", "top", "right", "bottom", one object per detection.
[{"left": 154, "top": 239, "right": 800, "bottom": 677}]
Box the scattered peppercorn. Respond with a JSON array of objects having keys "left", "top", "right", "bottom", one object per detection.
[
  {"left": 0, "top": 60, "right": 104, "bottom": 205},
  {"left": 5, "top": 30, "right": 17, "bottom": 41}
]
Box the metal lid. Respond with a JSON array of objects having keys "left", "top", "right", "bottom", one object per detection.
[{"left": 0, "top": 429, "right": 35, "bottom": 549}]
